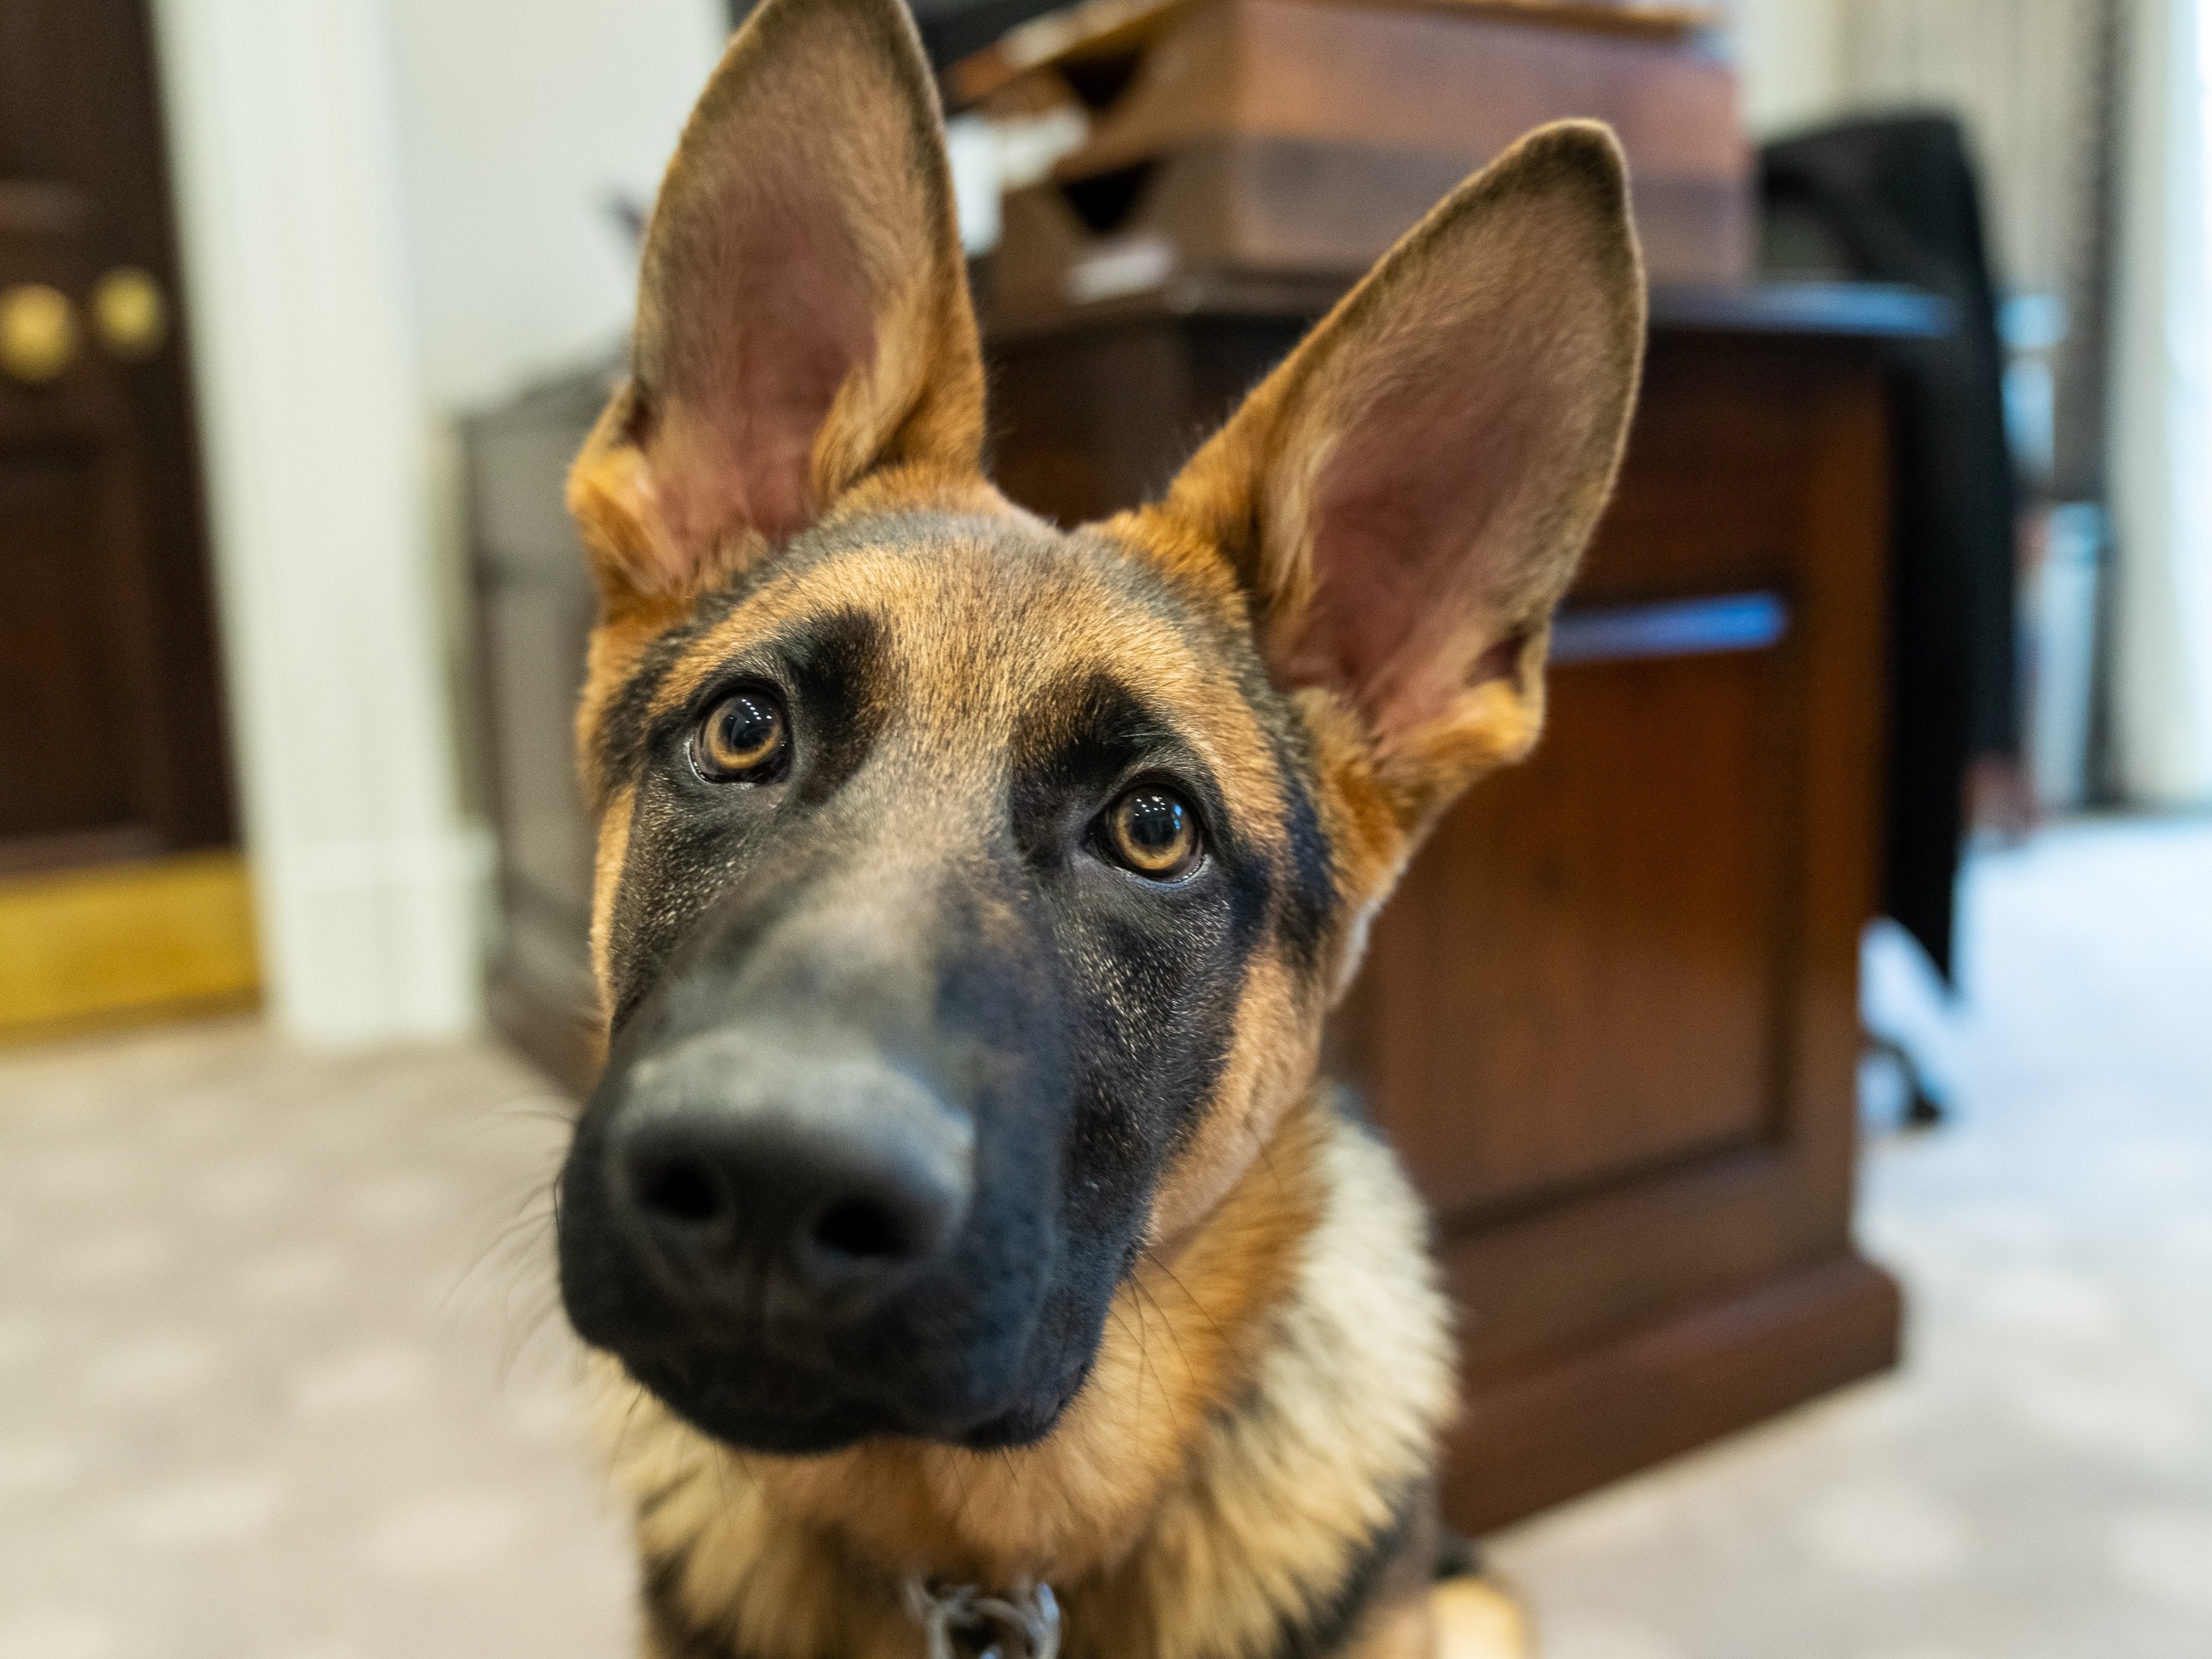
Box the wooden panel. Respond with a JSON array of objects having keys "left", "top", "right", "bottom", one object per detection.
[
  {"left": 0, "top": 442, "right": 139, "bottom": 838},
  {"left": 0, "top": 0, "right": 234, "bottom": 870},
  {"left": 1575, "top": 341, "right": 1819, "bottom": 602},
  {"left": 1005, "top": 137, "right": 1749, "bottom": 305},
  {"left": 1444, "top": 1251, "right": 1902, "bottom": 1531},
  {"left": 0, "top": 180, "right": 172, "bottom": 862},
  {"left": 1223, "top": 0, "right": 1743, "bottom": 174},
  {"left": 0, "top": 849, "right": 259, "bottom": 1036},
  {"left": 988, "top": 316, "right": 1290, "bottom": 522},
  {"left": 1364, "top": 641, "right": 1795, "bottom": 1220}
]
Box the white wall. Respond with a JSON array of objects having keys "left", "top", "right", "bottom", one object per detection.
[
  {"left": 155, "top": 0, "right": 723, "bottom": 1044},
  {"left": 1732, "top": 0, "right": 1846, "bottom": 137},
  {"left": 383, "top": 0, "right": 725, "bottom": 408}
]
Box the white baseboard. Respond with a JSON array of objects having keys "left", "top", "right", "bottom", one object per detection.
[
  {"left": 154, "top": 0, "right": 491, "bottom": 1046},
  {"left": 253, "top": 829, "right": 494, "bottom": 1043}
]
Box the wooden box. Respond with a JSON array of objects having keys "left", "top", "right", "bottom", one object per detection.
[{"left": 967, "top": 0, "right": 1752, "bottom": 329}]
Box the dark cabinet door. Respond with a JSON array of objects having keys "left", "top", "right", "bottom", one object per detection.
[
  {"left": 0, "top": 0, "right": 231, "bottom": 876},
  {"left": 1345, "top": 334, "right": 1900, "bottom": 1528}
]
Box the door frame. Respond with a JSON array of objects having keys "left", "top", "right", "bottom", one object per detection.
[{"left": 150, "top": 0, "right": 486, "bottom": 1042}]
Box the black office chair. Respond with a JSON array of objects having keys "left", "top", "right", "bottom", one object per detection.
[{"left": 1762, "top": 114, "right": 2024, "bottom": 1127}]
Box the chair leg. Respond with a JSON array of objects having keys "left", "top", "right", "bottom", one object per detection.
[
  {"left": 1905, "top": 1080, "right": 1946, "bottom": 1128},
  {"left": 1865, "top": 1033, "right": 1949, "bottom": 1130}
]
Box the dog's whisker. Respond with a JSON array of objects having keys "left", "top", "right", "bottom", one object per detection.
[
  {"left": 440, "top": 1189, "right": 561, "bottom": 1322},
  {"left": 605, "top": 1383, "right": 649, "bottom": 1513},
  {"left": 1129, "top": 1274, "right": 1190, "bottom": 1444},
  {"left": 1142, "top": 1250, "right": 1230, "bottom": 1355},
  {"left": 942, "top": 1448, "right": 978, "bottom": 1536},
  {"left": 1133, "top": 1270, "right": 1199, "bottom": 1398},
  {"left": 727, "top": 1447, "right": 762, "bottom": 1495},
  {"left": 1104, "top": 1302, "right": 1150, "bottom": 1446},
  {"left": 710, "top": 1441, "right": 738, "bottom": 1524},
  {"left": 493, "top": 1288, "right": 566, "bottom": 1388}
]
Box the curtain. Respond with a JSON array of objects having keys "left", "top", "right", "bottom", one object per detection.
[
  {"left": 1836, "top": 0, "right": 2111, "bottom": 496},
  {"left": 2107, "top": 0, "right": 2212, "bottom": 804}
]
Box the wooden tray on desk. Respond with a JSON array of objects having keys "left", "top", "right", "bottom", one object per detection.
[
  {"left": 949, "top": 0, "right": 1725, "bottom": 106},
  {"left": 971, "top": 0, "right": 1752, "bottom": 323}
]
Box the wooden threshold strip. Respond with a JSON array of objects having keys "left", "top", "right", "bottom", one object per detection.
[{"left": 0, "top": 849, "right": 260, "bottom": 1041}]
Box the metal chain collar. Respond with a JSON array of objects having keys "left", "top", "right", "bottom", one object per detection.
[{"left": 902, "top": 1578, "right": 1061, "bottom": 1659}]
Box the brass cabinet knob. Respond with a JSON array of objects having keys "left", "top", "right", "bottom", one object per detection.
[
  {"left": 91, "top": 266, "right": 169, "bottom": 361},
  {"left": 0, "top": 283, "right": 77, "bottom": 384}
]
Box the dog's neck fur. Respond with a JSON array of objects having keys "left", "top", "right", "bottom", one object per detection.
[{"left": 589, "top": 1088, "right": 1454, "bottom": 1659}]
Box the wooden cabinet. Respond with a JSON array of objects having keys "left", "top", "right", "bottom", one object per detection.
[{"left": 988, "top": 282, "right": 1926, "bottom": 1530}]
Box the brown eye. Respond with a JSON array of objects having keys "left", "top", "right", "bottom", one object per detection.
[
  {"left": 694, "top": 689, "right": 787, "bottom": 782},
  {"left": 1105, "top": 787, "right": 1201, "bottom": 880}
]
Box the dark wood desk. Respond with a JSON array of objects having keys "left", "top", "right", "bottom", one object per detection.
[{"left": 988, "top": 282, "right": 1934, "bottom": 1530}]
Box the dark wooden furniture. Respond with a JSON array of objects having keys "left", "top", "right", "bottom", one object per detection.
[
  {"left": 465, "top": 282, "right": 1929, "bottom": 1533},
  {"left": 988, "top": 281, "right": 1930, "bottom": 1531},
  {"left": 465, "top": 368, "right": 619, "bottom": 1090},
  {"left": 0, "top": 0, "right": 232, "bottom": 876}
]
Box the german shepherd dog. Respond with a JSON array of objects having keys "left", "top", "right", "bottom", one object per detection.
[{"left": 553, "top": 0, "right": 1643, "bottom": 1652}]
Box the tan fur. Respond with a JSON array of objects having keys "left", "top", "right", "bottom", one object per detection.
[
  {"left": 571, "top": 0, "right": 986, "bottom": 612},
  {"left": 558, "top": 0, "right": 1639, "bottom": 1652}
]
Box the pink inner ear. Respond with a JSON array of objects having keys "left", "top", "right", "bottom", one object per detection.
[
  {"left": 644, "top": 179, "right": 878, "bottom": 561},
  {"left": 1281, "top": 332, "right": 1560, "bottom": 742}
]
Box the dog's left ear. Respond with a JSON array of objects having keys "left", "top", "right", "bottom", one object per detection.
[
  {"left": 1153, "top": 122, "right": 1645, "bottom": 837},
  {"left": 572, "top": 0, "right": 986, "bottom": 609}
]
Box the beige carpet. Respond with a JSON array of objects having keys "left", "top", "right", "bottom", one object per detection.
[
  {"left": 1, "top": 818, "right": 2207, "bottom": 1658},
  {"left": 0, "top": 1029, "right": 626, "bottom": 1659}
]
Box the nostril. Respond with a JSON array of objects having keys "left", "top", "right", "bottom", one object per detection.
[
  {"left": 813, "top": 1197, "right": 909, "bottom": 1262},
  {"left": 636, "top": 1157, "right": 725, "bottom": 1228}
]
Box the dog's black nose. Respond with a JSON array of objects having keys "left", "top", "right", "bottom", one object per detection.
[{"left": 612, "top": 1041, "right": 971, "bottom": 1317}]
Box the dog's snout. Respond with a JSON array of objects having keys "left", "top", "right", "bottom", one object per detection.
[
  {"left": 612, "top": 1043, "right": 972, "bottom": 1318},
  {"left": 621, "top": 1112, "right": 961, "bottom": 1298}
]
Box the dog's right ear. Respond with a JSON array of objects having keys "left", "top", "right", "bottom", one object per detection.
[{"left": 570, "top": 0, "right": 986, "bottom": 611}]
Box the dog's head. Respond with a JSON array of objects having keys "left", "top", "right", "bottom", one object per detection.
[{"left": 555, "top": 0, "right": 1642, "bottom": 1456}]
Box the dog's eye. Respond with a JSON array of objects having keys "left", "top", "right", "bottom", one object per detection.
[
  {"left": 1104, "top": 786, "right": 1202, "bottom": 881},
  {"left": 693, "top": 689, "right": 788, "bottom": 783}
]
